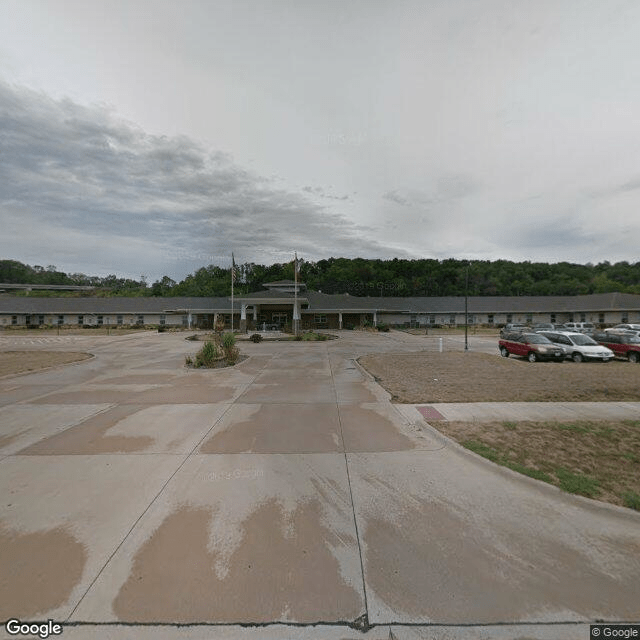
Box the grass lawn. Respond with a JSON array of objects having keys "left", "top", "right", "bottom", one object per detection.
[{"left": 437, "top": 419, "right": 640, "bottom": 510}]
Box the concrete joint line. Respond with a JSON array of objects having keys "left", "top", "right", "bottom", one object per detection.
[
  {"left": 67, "top": 353, "right": 277, "bottom": 621},
  {"left": 328, "top": 352, "right": 370, "bottom": 629}
]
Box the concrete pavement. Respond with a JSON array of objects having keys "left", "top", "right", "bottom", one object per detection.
[{"left": 0, "top": 329, "right": 638, "bottom": 640}]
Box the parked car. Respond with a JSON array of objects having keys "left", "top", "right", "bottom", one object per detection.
[
  {"left": 608, "top": 323, "right": 640, "bottom": 332},
  {"left": 592, "top": 331, "right": 640, "bottom": 363},
  {"left": 539, "top": 331, "right": 614, "bottom": 362},
  {"left": 531, "top": 323, "right": 555, "bottom": 332},
  {"left": 604, "top": 326, "right": 640, "bottom": 338},
  {"left": 562, "top": 322, "right": 596, "bottom": 333},
  {"left": 499, "top": 323, "right": 529, "bottom": 338},
  {"left": 498, "top": 332, "right": 565, "bottom": 362}
]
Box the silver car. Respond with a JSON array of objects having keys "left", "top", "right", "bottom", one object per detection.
[{"left": 539, "top": 331, "right": 614, "bottom": 363}]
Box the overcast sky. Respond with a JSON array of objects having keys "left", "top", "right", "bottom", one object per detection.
[{"left": 1, "top": 0, "right": 639, "bottom": 281}]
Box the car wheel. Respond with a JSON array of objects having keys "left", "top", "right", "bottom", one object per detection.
[
  {"left": 528, "top": 351, "right": 537, "bottom": 363},
  {"left": 572, "top": 352, "right": 583, "bottom": 363},
  {"left": 500, "top": 346, "right": 509, "bottom": 357},
  {"left": 628, "top": 351, "right": 640, "bottom": 363}
]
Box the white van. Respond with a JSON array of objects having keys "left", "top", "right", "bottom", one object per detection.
[{"left": 562, "top": 322, "right": 596, "bottom": 333}]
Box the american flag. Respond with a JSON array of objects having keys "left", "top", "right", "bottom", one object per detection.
[{"left": 231, "top": 253, "right": 236, "bottom": 283}]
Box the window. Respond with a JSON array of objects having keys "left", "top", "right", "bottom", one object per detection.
[
  {"left": 11, "top": 315, "right": 17, "bottom": 325},
  {"left": 599, "top": 313, "right": 605, "bottom": 324},
  {"left": 160, "top": 314, "right": 166, "bottom": 325},
  {"left": 116, "top": 315, "right": 123, "bottom": 325},
  {"left": 38, "top": 315, "right": 44, "bottom": 325},
  {"left": 487, "top": 314, "right": 494, "bottom": 325},
  {"left": 136, "top": 315, "right": 144, "bottom": 325},
  {"left": 468, "top": 315, "right": 475, "bottom": 325},
  {"left": 181, "top": 315, "right": 188, "bottom": 326},
  {"left": 622, "top": 314, "right": 628, "bottom": 323},
  {"left": 25, "top": 315, "right": 31, "bottom": 325},
  {"left": 429, "top": 314, "right": 436, "bottom": 324},
  {"left": 506, "top": 314, "right": 513, "bottom": 323},
  {"left": 97, "top": 315, "right": 103, "bottom": 326},
  {"left": 314, "top": 314, "right": 327, "bottom": 324},
  {"left": 580, "top": 313, "right": 586, "bottom": 322},
  {"left": 526, "top": 314, "right": 532, "bottom": 323},
  {"left": 57, "top": 315, "right": 64, "bottom": 325},
  {"left": 550, "top": 313, "right": 556, "bottom": 323},
  {"left": 568, "top": 314, "right": 574, "bottom": 322},
  {"left": 78, "top": 315, "right": 84, "bottom": 325}
]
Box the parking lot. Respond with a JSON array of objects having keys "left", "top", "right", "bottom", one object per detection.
[{"left": 0, "top": 330, "right": 639, "bottom": 639}]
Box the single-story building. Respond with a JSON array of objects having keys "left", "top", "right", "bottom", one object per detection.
[{"left": 1, "top": 281, "right": 640, "bottom": 330}]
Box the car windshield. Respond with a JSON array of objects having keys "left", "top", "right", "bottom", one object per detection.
[
  {"left": 620, "top": 335, "right": 640, "bottom": 344},
  {"left": 526, "top": 334, "right": 551, "bottom": 344},
  {"left": 571, "top": 334, "right": 597, "bottom": 346}
]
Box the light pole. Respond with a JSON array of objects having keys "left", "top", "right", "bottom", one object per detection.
[{"left": 464, "top": 262, "right": 469, "bottom": 352}]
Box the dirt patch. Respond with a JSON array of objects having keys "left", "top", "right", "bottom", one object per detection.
[
  {"left": 113, "top": 500, "right": 363, "bottom": 623},
  {"left": 435, "top": 419, "right": 640, "bottom": 509},
  {"left": 359, "top": 351, "right": 640, "bottom": 403},
  {"left": 0, "top": 350, "right": 92, "bottom": 377},
  {"left": 0, "top": 522, "right": 87, "bottom": 618}
]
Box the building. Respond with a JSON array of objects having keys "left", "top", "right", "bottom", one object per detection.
[{"left": 1, "top": 282, "right": 640, "bottom": 330}]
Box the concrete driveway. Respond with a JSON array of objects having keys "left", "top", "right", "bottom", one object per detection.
[{"left": 0, "top": 330, "right": 638, "bottom": 640}]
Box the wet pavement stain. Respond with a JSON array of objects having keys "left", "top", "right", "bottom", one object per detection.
[
  {"left": 128, "top": 383, "right": 235, "bottom": 404},
  {"left": 339, "top": 406, "right": 415, "bottom": 452},
  {"left": 0, "top": 522, "right": 87, "bottom": 619},
  {"left": 18, "top": 405, "right": 154, "bottom": 454},
  {"left": 113, "top": 499, "right": 363, "bottom": 623},
  {"left": 200, "top": 404, "right": 342, "bottom": 453},
  {"left": 364, "top": 498, "right": 640, "bottom": 622}
]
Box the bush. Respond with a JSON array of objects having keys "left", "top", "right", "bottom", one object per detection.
[
  {"left": 185, "top": 355, "right": 193, "bottom": 366},
  {"left": 222, "top": 332, "right": 236, "bottom": 349},
  {"left": 623, "top": 491, "right": 640, "bottom": 511},
  {"left": 377, "top": 323, "right": 390, "bottom": 332},
  {"left": 250, "top": 333, "right": 263, "bottom": 343},
  {"left": 157, "top": 326, "right": 165, "bottom": 333},
  {"left": 317, "top": 333, "right": 328, "bottom": 341},
  {"left": 224, "top": 345, "right": 240, "bottom": 365},
  {"left": 194, "top": 341, "right": 220, "bottom": 367},
  {"left": 294, "top": 334, "right": 303, "bottom": 341}
]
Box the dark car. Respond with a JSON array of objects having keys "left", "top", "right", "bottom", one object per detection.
[
  {"left": 498, "top": 332, "right": 565, "bottom": 362},
  {"left": 592, "top": 331, "right": 640, "bottom": 363}
]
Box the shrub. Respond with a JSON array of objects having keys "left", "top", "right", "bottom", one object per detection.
[
  {"left": 185, "top": 355, "right": 193, "bottom": 366},
  {"left": 377, "top": 323, "right": 390, "bottom": 332},
  {"left": 294, "top": 334, "right": 303, "bottom": 341},
  {"left": 222, "top": 332, "right": 236, "bottom": 349},
  {"left": 224, "top": 345, "right": 240, "bottom": 365},
  {"left": 250, "top": 333, "right": 263, "bottom": 343},
  {"left": 317, "top": 333, "right": 328, "bottom": 341},
  {"left": 157, "top": 326, "right": 166, "bottom": 333},
  {"left": 194, "top": 341, "right": 220, "bottom": 367}
]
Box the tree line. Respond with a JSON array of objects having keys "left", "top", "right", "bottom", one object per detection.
[{"left": 1, "top": 258, "right": 640, "bottom": 298}]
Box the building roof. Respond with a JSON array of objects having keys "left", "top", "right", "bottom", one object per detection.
[
  {"left": 1, "top": 292, "right": 639, "bottom": 315},
  {"left": 0, "top": 297, "right": 239, "bottom": 314}
]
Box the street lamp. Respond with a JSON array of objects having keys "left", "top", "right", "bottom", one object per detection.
[{"left": 464, "top": 263, "right": 469, "bottom": 351}]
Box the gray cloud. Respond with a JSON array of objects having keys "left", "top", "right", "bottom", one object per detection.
[{"left": 0, "top": 81, "right": 400, "bottom": 279}]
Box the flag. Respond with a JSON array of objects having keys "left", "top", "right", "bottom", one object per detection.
[
  {"left": 231, "top": 253, "right": 236, "bottom": 284},
  {"left": 294, "top": 252, "right": 299, "bottom": 281}
]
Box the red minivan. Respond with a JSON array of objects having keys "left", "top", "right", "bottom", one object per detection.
[
  {"left": 498, "top": 332, "right": 565, "bottom": 362},
  {"left": 592, "top": 332, "right": 640, "bottom": 363}
]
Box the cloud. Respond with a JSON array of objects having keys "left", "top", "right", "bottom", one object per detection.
[
  {"left": 0, "top": 80, "right": 398, "bottom": 279},
  {"left": 382, "top": 190, "right": 410, "bottom": 206}
]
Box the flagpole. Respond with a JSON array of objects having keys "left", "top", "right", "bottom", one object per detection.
[
  {"left": 231, "top": 253, "right": 234, "bottom": 333},
  {"left": 294, "top": 251, "right": 298, "bottom": 336}
]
